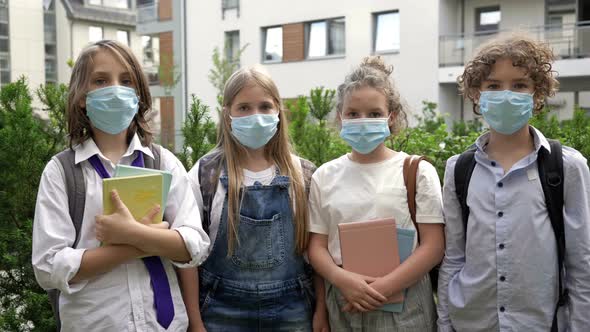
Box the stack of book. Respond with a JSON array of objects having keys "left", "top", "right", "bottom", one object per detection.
[{"left": 338, "top": 218, "right": 416, "bottom": 313}]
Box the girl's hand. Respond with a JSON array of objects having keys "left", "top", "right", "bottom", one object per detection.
[
  {"left": 95, "top": 190, "right": 161, "bottom": 245},
  {"left": 334, "top": 270, "right": 387, "bottom": 312},
  {"left": 342, "top": 277, "right": 395, "bottom": 312},
  {"left": 313, "top": 305, "right": 330, "bottom": 332}
]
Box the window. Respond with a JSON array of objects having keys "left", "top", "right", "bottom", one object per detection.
[
  {"left": 222, "top": 0, "right": 239, "bottom": 19},
  {"left": 476, "top": 6, "right": 501, "bottom": 33},
  {"left": 88, "top": 0, "right": 130, "bottom": 9},
  {"left": 44, "top": 2, "right": 57, "bottom": 84},
  {"left": 373, "top": 11, "right": 400, "bottom": 53},
  {"left": 142, "top": 35, "right": 160, "bottom": 84},
  {"left": 306, "top": 17, "right": 345, "bottom": 58},
  {"left": 263, "top": 26, "right": 283, "bottom": 62},
  {"left": 89, "top": 26, "right": 103, "bottom": 42},
  {"left": 224, "top": 30, "right": 240, "bottom": 63},
  {"left": 117, "top": 30, "right": 130, "bottom": 46},
  {"left": 0, "top": 0, "right": 9, "bottom": 86}
]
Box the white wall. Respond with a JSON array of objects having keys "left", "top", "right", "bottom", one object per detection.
[
  {"left": 186, "top": 0, "right": 440, "bottom": 122},
  {"left": 56, "top": 0, "right": 71, "bottom": 84},
  {"left": 9, "top": 0, "right": 44, "bottom": 89}
]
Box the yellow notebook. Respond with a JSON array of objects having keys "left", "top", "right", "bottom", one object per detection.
[{"left": 102, "top": 173, "right": 164, "bottom": 224}]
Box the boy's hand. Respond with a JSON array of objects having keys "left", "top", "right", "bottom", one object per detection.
[
  {"left": 95, "top": 190, "right": 161, "bottom": 244},
  {"left": 334, "top": 270, "right": 387, "bottom": 312}
]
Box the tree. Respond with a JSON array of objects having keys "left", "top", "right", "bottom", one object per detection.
[
  {"left": 208, "top": 42, "right": 248, "bottom": 112},
  {"left": 177, "top": 96, "right": 217, "bottom": 169}
]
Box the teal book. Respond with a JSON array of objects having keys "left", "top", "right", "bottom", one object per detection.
[
  {"left": 379, "top": 228, "right": 416, "bottom": 313},
  {"left": 114, "top": 164, "right": 172, "bottom": 214}
]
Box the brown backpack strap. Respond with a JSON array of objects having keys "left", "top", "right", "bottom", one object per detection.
[{"left": 403, "top": 154, "right": 425, "bottom": 243}]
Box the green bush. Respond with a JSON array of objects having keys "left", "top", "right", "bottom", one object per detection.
[{"left": 0, "top": 79, "right": 66, "bottom": 332}]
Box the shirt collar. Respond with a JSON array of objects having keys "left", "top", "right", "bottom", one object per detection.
[
  {"left": 474, "top": 125, "right": 551, "bottom": 155},
  {"left": 73, "top": 134, "right": 154, "bottom": 164}
]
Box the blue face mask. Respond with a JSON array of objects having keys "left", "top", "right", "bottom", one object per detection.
[
  {"left": 230, "top": 113, "right": 280, "bottom": 149},
  {"left": 86, "top": 86, "right": 139, "bottom": 135},
  {"left": 340, "top": 117, "right": 391, "bottom": 154},
  {"left": 479, "top": 90, "right": 534, "bottom": 135}
]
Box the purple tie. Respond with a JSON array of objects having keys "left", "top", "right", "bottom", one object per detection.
[{"left": 89, "top": 152, "right": 175, "bottom": 329}]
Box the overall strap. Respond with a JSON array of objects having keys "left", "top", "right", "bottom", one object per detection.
[{"left": 537, "top": 139, "right": 566, "bottom": 332}]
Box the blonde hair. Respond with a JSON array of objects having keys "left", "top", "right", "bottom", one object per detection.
[
  {"left": 215, "top": 66, "right": 309, "bottom": 254},
  {"left": 67, "top": 40, "right": 153, "bottom": 147},
  {"left": 336, "top": 56, "right": 408, "bottom": 134},
  {"left": 458, "top": 33, "right": 559, "bottom": 114}
]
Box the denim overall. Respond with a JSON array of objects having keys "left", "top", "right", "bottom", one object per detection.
[{"left": 199, "top": 172, "right": 314, "bottom": 331}]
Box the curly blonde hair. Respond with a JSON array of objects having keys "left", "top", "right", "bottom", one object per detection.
[
  {"left": 458, "top": 33, "right": 559, "bottom": 114},
  {"left": 337, "top": 56, "right": 408, "bottom": 134}
]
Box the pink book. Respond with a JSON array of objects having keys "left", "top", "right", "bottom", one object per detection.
[{"left": 338, "top": 218, "right": 403, "bottom": 303}]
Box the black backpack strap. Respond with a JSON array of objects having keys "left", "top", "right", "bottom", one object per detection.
[
  {"left": 198, "top": 152, "right": 223, "bottom": 235},
  {"left": 454, "top": 145, "right": 477, "bottom": 235},
  {"left": 145, "top": 143, "right": 162, "bottom": 170},
  {"left": 537, "top": 139, "right": 566, "bottom": 332}
]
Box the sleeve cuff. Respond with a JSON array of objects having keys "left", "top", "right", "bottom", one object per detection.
[
  {"left": 416, "top": 215, "right": 445, "bottom": 224},
  {"left": 308, "top": 224, "right": 329, "bottom": 235},
  {"left": 172, "top": 226, "right": 210, "bottom": 268},
  {"left": 52, "top": 247, "right": 88, "bottom": 295}
]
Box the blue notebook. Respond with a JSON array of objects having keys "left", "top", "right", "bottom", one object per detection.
[
  {"left": 380, "top": 227, "right": 416, "bottom": 313},
  {"left": 114, "top": 164, "right": 172, "bottom": 214}
]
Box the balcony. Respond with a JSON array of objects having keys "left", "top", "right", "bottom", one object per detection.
[
  {"left": 137, "top": 1, "right": 158, "bottom": 24},
  {"left": 440, "top": 21, "right": 590, "bottom": 67}
]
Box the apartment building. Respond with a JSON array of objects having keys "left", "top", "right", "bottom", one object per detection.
[
  {"left": 2, "top": 0, "right": 140, "bottom": 91},
  {"left": 185, "top": 0, "right": 440, "bottom": 124},
  {"left": 439, "top": 0, "right": 590, "bottom": 121},
  {"left": 136, "top": 0, "right": 186, "bottom": 151},
  {"left": 184, "top": 0, "right": 590, "bottom": 125}
]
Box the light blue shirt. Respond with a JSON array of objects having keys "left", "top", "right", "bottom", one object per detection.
[{"left": 437, "top": 127, "right": 590, "bottom": 332}]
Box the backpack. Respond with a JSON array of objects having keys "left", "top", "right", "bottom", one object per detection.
[
  {"left": 46, "top": 144, "right": 162, "bottom": 331},
  {"left": 197, "top": 152, "right": 317, "bottom": 234},
  {"left": 403, "top": 155, "right": 442, "bottom": 293},
  {"left": 453, "top": 139, "right": 566, "bottom": 332}
]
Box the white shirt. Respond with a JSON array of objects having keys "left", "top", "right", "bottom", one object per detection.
[
  {"left": 188, "top": 161, "right": 277, "bottom": 250},
  {"left": 32, "top": 135, "right": 210, "bottom": 332},
  {"left": 308, "top": 152, "right": 444, "bottom": 265}
]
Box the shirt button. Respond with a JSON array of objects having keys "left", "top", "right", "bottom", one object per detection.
[
  {"left": 500, "top": 276, "right": 506, "bottom": 282},
  {"left": 499, "top": 244, "right": 505, "bottom": 249},
  {"left": 500, "top": 306, "right": 506, "bottom": 312},
  {"left": 497, "top": 182, "right": 503, "bottom": 188},
  {"left": 498, "top": 211, "right": 504, "bottom": 217},
  {"left": 491, "top": 161, "right": 497, "bottom": 166}
]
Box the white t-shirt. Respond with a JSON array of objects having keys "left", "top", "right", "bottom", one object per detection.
[
  {"left": 308, "top": 152, "right": 444, "bottom": 265},
  {"left": 188, "top": 163, "right": 277, "bottom": 249}
]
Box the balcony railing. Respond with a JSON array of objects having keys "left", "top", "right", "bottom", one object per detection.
[
  {"left": 137, "top": 1, "right": 158, "bottom": 24},
  {"left": 440, "top": 21, "right": 590, "bottom": 67}
]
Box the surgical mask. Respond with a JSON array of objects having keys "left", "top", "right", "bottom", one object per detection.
[
  {"left": 86, "top": 86, "right": 139, "bottom": 135},
  {"left": 230, "top": 113, "right": 279, "bottom": 149},
  {"left": 479, "top": 90, "right": 533, "bottom": 135},
  {"left": 340, "top": 117, "right": 391, "bottom": 154}
]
